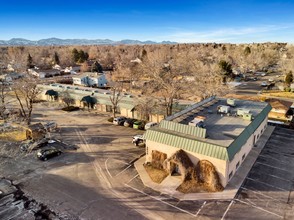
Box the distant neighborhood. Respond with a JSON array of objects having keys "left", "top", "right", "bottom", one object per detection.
[{"left": 1, "top": 42, "right": 294, "bottom": 219}]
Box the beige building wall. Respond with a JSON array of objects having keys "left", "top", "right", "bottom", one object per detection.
[
  {"left": 227, "top": 116, "right": 268, "bottom": 182},
  {"left": 120, "top": 108, "right": 134, "bottom": 118},
  {"left": 145, "top": 140, "right": 228, "bottom": 187},
  {"left": 149, "top": 114, "right": 165, "bottom": 123}
]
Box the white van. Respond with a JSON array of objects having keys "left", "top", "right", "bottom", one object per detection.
[{"left": 144, "top": 122, "right": 158, "bottom": 130}]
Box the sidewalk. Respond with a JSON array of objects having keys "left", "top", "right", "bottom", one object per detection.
[{"left": 134, "top": 126, "right": 275, "bottom": 200}]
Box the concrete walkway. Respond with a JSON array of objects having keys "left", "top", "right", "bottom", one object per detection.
[{"left": 134, "top": 125, "right": 275, "bottom": 200}]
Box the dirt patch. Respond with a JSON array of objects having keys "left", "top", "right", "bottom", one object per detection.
[
  {"left": 0, "top": 129, "right": 27, "bottom": 142},
  {"left": 144, "top": 163, "right": 168, "bottom": 184}
]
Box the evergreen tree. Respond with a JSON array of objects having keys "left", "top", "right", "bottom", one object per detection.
[
  {"left": 53, "top": 52, "right": 60, "bottom": 65},
  {"left": 219, "top": 60, "right": 233, "bottom": 82},
  {"left": 91, "top": 61, "right": 103, "bottom": 73},
  {"left": 244, "top": 46, "right": 251, "bottom": 56},
  {"left": 78, "top": 50, "right": 85, "bottom": 63},
  {"left": 72, "top": 48, "right": 79, "bottom": 63},
  {"left": 285, "top": 71, "right": 293, "bottom": 86},
  {"left": 27, "top": 53, "right": 34, "bottom": 69}
]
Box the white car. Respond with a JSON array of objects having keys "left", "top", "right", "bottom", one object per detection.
[
  {"left": 144, "top": 122, "right": 158, "bottom": 130},
  {"left": 132, "top": 135, "right": 145, "bottom": 146}
]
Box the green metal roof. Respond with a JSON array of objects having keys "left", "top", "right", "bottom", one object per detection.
[
  {"left": 144, "top": 103, "right": 271, "bottom": 162},
  {"left": 159, "top": 120, "right": 206, "bottom": 138},
  {"left": 81, "top": 95, "right": 97, "bottom": 104},
  {"left": 144, "top": 129, "right": 229, "bottom": 161},
  {"left": 227, "top": 103, "right": 272, "bottom": 161}
]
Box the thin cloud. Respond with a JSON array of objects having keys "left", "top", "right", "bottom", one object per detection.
[{"left": 159, "top": 25, "right": 292, "bottom": 43}]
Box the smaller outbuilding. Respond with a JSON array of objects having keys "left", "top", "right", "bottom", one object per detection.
[{"left": 26, "top": 123, "right": 47, "bottom": 140}]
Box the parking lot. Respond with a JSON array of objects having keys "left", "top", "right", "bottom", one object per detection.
[
  {"left": 1, "top": 103, "right": 294, "bottom": 219},
  {"left": 233, "top": 72, "right": 283, "bottom": 97}
]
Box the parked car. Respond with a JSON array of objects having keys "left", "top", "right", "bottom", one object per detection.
[
  {"left": 144, "top": 122, "right": 158, "bottom": 130},
  {"left": 43, "top": 121, "right": 58, "bottom": 132},
  {"left": 132, "top": 134, "right": 145, "bottom": 146},
  {"left": 124, "top": 118, "right": 136, "bottom": 127},
  {"left": 133, "top": 120, "right": 146, "bottom": 130},
  {"left": 113, "top": 117, "right": 126, "bottom": 125},
  {"left": 261, "top": 81, "right": 268, "bottom": 87},
  {"left": 37, "top": 147, "right": 62, "bottom": 161}
]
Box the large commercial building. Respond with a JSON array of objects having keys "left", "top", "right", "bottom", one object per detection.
[{"left": 144, "top": 97, "right": 272, "bottom": 187}]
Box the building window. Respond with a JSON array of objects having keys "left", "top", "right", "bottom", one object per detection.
[
  {"left": 242, "top": 154, "right": 246, "bottom": 161},
  {"left": 257, "top": 134, "right": 260, "bottom": 140},
  {"left": 229, "top": 171, "right": 233, "bottom": 179},
  {"left": 236, "top": 161, "right": 240, "bottom": 170},
  {"left": 261, "top": 129, "right": 263, "bottom": 134}
]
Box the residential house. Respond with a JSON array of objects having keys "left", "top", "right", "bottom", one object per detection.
[
  {"left": 28, "top": 68, "right": 60, "bottom": 78},
  {"left": 72, "top": 72, "right": 107, "bottom": 88},
  {"left": 64, "top": 66, "right": 81, "bottom": 75},
  {"left": 0, "top": 72, "right": 24, "bottom": 83}
]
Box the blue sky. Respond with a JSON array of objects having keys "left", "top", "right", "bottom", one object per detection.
[{"left": 1, "top": 0, "right": 294, "bottom": 43}]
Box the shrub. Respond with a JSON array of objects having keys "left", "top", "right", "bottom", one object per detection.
[
  {"left": 284, "top": 87, "right": 291, "bottom": 92},
  {"left": 107, "top": 117, "right": 113, "bottom": 122},
  {"left": 62, "top": 106, "right": 80, "bottom": 111}
]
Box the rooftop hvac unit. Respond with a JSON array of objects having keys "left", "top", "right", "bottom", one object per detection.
[
  {"left": 217, "top": 105, "right": 231, "bottom": 114},
  {"left": 188, "top": 116, "right": 206, "bottom": 128},
  {"left": 237, "top": 108, "right": 250, "bottom": 116},
  {"left": 243, "top": 113, "right": 253, "bottom": 121},
  {"left": 227, "top": 98, "right": 236, "bottom": 107}
]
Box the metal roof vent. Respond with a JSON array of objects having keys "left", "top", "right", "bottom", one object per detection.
[
  {"left": 227, "top": 98, "right": 236, "bottom": 107},
  {"left": 237, "top": 108, "right": 250, "bottom": 116}
]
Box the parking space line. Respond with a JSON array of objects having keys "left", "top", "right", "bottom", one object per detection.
[
  {"left": 125, "top": 184, "right": 197, "bottom": 217},
  {"left": 105, "top": 158, "right": 113, "bottom": 178},
  {"left": 221, "top": 200, "right": 234, "bottom": 220},
  {"left": 235, "top": 199, "right": 283, "bottom": 219},
  {"left": 246, "top": 177, "right": 288, "bottom": 191},
  {"left": 241, "top": 187, "right": 285, "bottom": 203},
  {"left": 255, "top": 162, "right": 291, "bottom": 173},
  {"left": 127, "top": 174, "right": 139, "bottom": 184},
  {"left": 266, "top": 174, "right": 293, "bottom": 183},
  {"left": 195, "top": 201, "right": 206, "bottom": 217},
  {"left": 115, "top": 164, "right": 133, "bottom": 177},
  {"left": 258, "top": 154, "right": 289, "bottom": 166}
]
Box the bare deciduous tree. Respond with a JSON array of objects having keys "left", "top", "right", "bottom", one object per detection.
[
  {"left": 138, "top": 51, "right": 188, "bottom": 116},
  {"left": 60, "top": 90, "right": 75, "bottom": 107},
  {"left": 109, "top": 85, "right": 123, "bottom": 118},
  {"left": 0, "top": 80, "right": 9, "bottom": 119},
  {"left": 135, "top": 97, "right": 157, "bottom": 121},
  {"left": 12, "top": 77, "right": 41, "bottom": 125}
]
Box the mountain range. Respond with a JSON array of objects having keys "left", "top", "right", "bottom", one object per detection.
[{"left": 0, "top": 38, "right": 177, "bottom": 46}]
